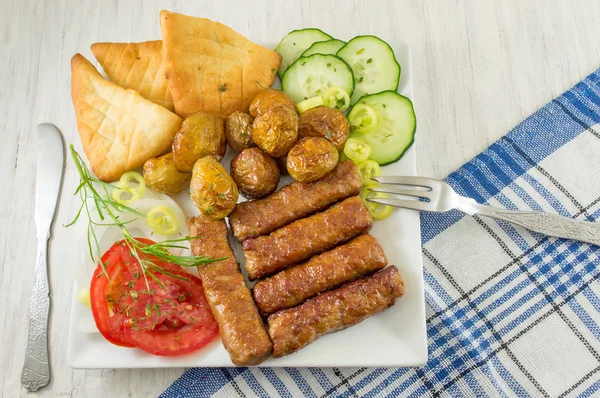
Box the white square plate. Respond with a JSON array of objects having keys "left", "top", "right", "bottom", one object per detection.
[{"left": 66, "top": 41, "right": 427, "bottom": 368}]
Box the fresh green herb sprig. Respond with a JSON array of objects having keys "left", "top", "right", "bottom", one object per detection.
[{"left": 66, "top": 145, "right": 224, "bottom": 289}]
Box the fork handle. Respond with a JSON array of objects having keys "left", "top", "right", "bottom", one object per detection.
[{"left": 472, "top": 204, "right": 600, "bottom": 246}]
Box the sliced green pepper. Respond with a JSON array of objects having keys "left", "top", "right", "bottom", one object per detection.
[
  {"left": 343, "top": 137, "right": 372, "bottom": 162},
  {"left": 348, "top": 104, "right": 378, "bottom": 134},
  {"left": 112, "top": 171, "right": 146, "bottom": 205},
  {"left": 297, "top": 96, "right": 324, "bottom": 113},
  {"left": 356, "top": 160, "right": 381, "bottom": 184},
  {"left": 322, "top": 86, "right": 351, "bottom": 112},
  {"left": 360, "top": 185, "right": 394, "bottom": 220}
]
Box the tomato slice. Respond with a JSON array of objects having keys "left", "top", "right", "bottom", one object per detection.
[
  {"left": 90, "top": 239, "right": 179, "bottom": 347},
  {"left": 90, "top": 242, "right": 137, "bottom": 347},
  {"left": 121, "top": 272, "right": 219, "bottom": 356},
  {"left": 89, "top": 239, "right": 218, "bottom": 356}
]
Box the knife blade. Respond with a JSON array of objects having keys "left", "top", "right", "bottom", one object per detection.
[
  {"left": 21, "top": 123, "right": 65, "bottom": 392},
  {"left": 34, "top": 123, "right": 65, "bottom": 236}
]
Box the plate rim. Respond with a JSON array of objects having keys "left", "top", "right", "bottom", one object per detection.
[{"left": 66, "top": 39, "right": 428, "bottom": 369}]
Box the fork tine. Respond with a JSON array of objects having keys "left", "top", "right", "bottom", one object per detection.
[
  {"left": 366, "top": 197, "right": 438, "bottom": 212},
  {"left": 368, "top": 186, "right": 433, "bottom": 200},
  {"left": 372, "top": 176, "right": 439, "bottom": 188}
]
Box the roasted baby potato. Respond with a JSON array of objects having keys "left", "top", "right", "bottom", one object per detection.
[
  {"left": 172, "top": 111, "right": 226, "bottom": 172},
  {"left": 299, "top": 106, "right": 350, "bottom": 151},
  {"left": 249, "top": 89, "right": 297, "bottom": 118},
  {"left": 287, "top": 137, "right": 339, "bottom": 183},
  {"left": 231, "top": 148, "right": 280, "bottom": 199},
  {"left": 190, "top": 157, "right": 239, "bottom": 219},
  {"left": 143, "top": 153, "right": 192, "bottom": 195},
  {"left": 252, "top": 104, "right": 299, "bottom": 157},
  {"left": 226, "top": 111, "right": 254, "bottom": 152}
]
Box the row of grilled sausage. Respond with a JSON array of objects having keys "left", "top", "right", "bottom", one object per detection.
[{"left": 188, "top": 160, "right": 405, "bottom": 366}]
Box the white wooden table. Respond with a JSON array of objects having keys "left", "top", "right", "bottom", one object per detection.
[{"left": 2, "top": 0, "right": 600, "bottom": 396}]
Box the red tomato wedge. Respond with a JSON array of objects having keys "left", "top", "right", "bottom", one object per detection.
[{"left": 89, "top": 239, "right": 219, "bottom": 356}]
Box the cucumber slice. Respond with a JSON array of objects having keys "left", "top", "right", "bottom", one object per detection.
[
  {"left": 275, "top": 29, "right": 333, "bottom": 78},
  {"left": 349, "top": 91, "right": 415, "bottom": 165},
  {"left": 281, "top": 54, "right": 354, "bottom": 104},
  {"left": 336, "top": 35, "right": 401, "bottom": 104},
  {"left": 301, "top": 39, "right": 346, "bottom": 57}
]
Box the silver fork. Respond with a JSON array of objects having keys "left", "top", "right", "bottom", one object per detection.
[{"left": 367, "top": 176, "right": 600, "bottom": 247}]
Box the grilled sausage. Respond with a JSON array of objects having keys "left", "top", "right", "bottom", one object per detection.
[
  {"left": 253, "top": 234, "right": 387, "bottom": 316},
  {"left": 268, "top": 266, "right": 405, "bottom": 358},
  {"left": 242, "top": 196, "right": 372, "bottom": 280},
  {"left": 229, "top": 160, "right": 362, "bottom": 241},
  {"left": 188, "top": 216, "right": 272, "bottom": 366}
]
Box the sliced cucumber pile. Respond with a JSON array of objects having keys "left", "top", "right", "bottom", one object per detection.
[
  {"left": 349, "top": 91, "right": 415, "bottom": 165},
  {"left": 276, "top": 29, "right": 415, "bottom": 166},
  {"left": 281, "top": 54, "right": 354, "bottom": 104},
  {"left": 336, "top": 36, "right": 401, "bottom": 104},
  {"left": 275, "top": 29, "right": 333, "bottom": 78},
  {"left": 301, "top": 39, "right": 346, "bottom": 57}
]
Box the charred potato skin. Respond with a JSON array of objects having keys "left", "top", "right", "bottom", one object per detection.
[
  {"left": 287, "top": 137, "right": 339, "bottom": 183},
  {"left": 143, "top": 153, "right": 192, "bottom": 195},
  {"left": 298, "top": 106, "right": 350, "bottom": 151},
  {"left": 226, "top": 112, "right": 254, "bottom": 152},
  {"left": 172, "top": 112, "right": 226, "bottom": 172},
  {"left": 252, "top": 105, "right": 299, "bottom": 158},
  {"left": 249, "top": 89, "right": 297, "bottom": 118},
  {"left": 190, "top": 157, "right": 239, "bottom": 220},
  {"left": 231, "top": 148, "right": 280, "bottom": 199}
]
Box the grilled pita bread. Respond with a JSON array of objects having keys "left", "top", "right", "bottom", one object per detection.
[
  {"left": 90, "top": 40, "right": 174, "bottom": 111},
  {"left": 71, "top": 54, "right": 182, "bottom": 182},
  {"left": 160, "top": 10, "right": 281, "bottom": 118}
]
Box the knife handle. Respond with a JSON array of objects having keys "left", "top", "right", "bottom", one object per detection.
[{"left": 21, "top": 237, "right": 51, "bottom": 392}]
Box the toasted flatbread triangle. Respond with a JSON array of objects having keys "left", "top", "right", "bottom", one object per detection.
[
  {"left": 160, "top": 10, "right": 282, "bottom": 118},
  {"left": 71, "top": 54, "right": 182, "bottom": 182},
  {"left": 90, "top": 40, "right": 174, "bottom": 111}
]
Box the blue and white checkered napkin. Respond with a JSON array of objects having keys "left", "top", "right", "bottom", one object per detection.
[{"left": 163, "top": 68, "right": 600, "bottom": 398}]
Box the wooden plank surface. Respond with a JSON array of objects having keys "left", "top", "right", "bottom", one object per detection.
[{"left": 2, "top": 0, "right": 600, "bottom": 396}]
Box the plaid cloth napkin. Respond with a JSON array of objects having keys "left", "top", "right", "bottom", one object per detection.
[{"left": 163, "top": 68, "right": 600, "bottom": 398}]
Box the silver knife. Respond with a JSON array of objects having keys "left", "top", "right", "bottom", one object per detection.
[{"left": 21, "top": 123, "right": 65, "bottom": 392}]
